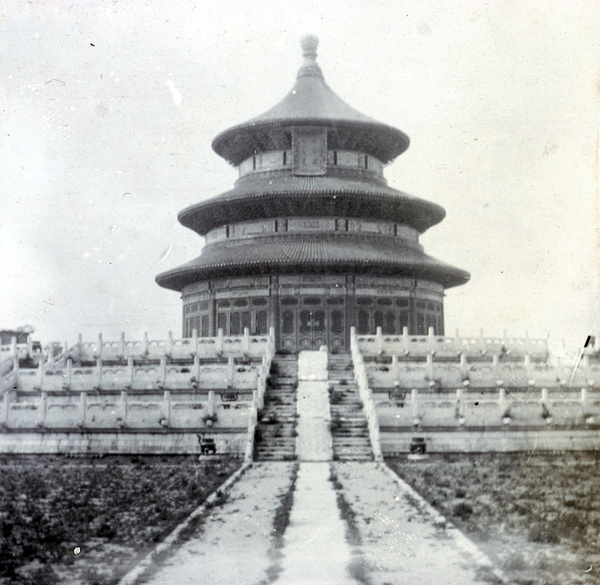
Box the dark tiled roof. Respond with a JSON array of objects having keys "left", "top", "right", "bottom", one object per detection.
[
  {"left": 156, "top": 234, "right": 470, "bottom": 291},
  {"left": 212, "top": 39, "right": 409, "bottom": 165},
  {"left": 179, "top": 175, "right": 445, "bottom": 235}
]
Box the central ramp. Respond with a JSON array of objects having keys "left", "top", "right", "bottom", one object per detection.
[
  {"left": 296, "top": 350, "right": 333, "bottom": 461},
  {"left": 277, "top": 462, "right": 355, "bottom": 585}
]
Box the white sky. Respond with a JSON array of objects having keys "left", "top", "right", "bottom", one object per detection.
[{"left": 1, "top": 0, "right": 598, "bottom": 351}]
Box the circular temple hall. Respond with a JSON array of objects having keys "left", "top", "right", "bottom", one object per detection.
[{"left": 156, "top": 36, "right": 469, "bottom": 353}]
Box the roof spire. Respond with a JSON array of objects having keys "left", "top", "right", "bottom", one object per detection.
[{"left": 297, "top": 34, "right": 323, "bottom": 79}]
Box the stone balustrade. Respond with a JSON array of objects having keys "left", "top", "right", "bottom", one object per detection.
[
  {"left": 66, "top": 329, "right": 274, "bottom": 363},
  {"left": 1, "top": 389, "right": 256, "bottom": 431},
  {"left": 356, "top": 327, "right": 550, "bottom": 361},
  {"left": 350, "top": 327, "right": 383, "bottom": 461}
]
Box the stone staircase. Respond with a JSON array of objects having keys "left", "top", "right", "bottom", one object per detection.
[
  {"left": 254, "top": 354, "right": 298, "bottom": 461},
  {"left": 327, "top": 354, "right": 373, "bottom": 461}
]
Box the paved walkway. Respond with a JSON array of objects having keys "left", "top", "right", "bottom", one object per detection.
[
  {"left": 333, "top": 461, "right": 505, "bottom": 585},
  {"left": 142, "top": 462, "right": 295, "bottom": 585},
  {"left": 276, "top": 463, "right": 355, "bottom": 585}
]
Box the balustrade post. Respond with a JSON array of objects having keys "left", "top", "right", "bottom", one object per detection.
[
  {"left": 2, "top": 391, "right": 10, "bottom": 426},
  {"left": 80, "top": 392, "right": 87, "bottom": 426},
  {"left": 428, "top": 326, "right": 435, "bottom": 352},
  {"left": 207, "top": 391, "right": 215, "bottom": 417},
  {"left": 191, "top": 327, "right": 198, "bottom": 356},
  {"left": 37, "top": 355, "right": 45, "bottom": 390},
  {"left": 524, "top": 353, "right": 532, "bottom": 378},
  {"left": 119, "top": 391, "right": 128, "bottom": 425},
  {"left": 498, "top": 387, "right": 507, "bottom": 417},
  {"left": 97, "top": 333, "right": 103, "bottom": 359},
  {"left": 375, "top": 327, "right": 383, "bottom": 352},
  {"left": 167, "top": 330, "right": 174, "bottom": 355},
  {"left": 411, "top": 389, "right": 419, "bottom": 426},
  {"left": 127, "top": 357, "right": 134, "bottom": 388},
  {"left": 217, "top": 328, "right": 224, "bottom": 354},
  {"left": 392, "top": 354, "right": 399, "bottom": 382},
  {"left": 46, "top": 344, "right": 55, "bottom": 368},
  {"left": 26, "top": 334, "right": 33, "bottom": 358},
  {"left": 492, "top": 354, "right": 500, "bottom": 379},
  {"left": 159, "top": 355, "right": 167, "bottom": 387},
  {"left": 65, "top": 358, "right": 73, "bottom": 389},
  {"left": 243, "top": 328, "right": 250, "bottom": 353},
  {"left": 426, "top": 353, "right": 434, "bottom": 383},
  {"left": 455, "top": 388, "right": 464, "bottom": 423},
  {"left": 193, "top": 354, "right": 200, "bottom": 386},
  {"left": 459, "top": 352, "right": 468, "bottom": 378},
  {"left": 120, "top": 332, "right": 126, "bottom": 357},
  {"left": 162, "top": 391, "right": 171, "bottom": 426},
  {"left": 227, "top": 356, "right": 235, "bottom": 387},
  {"left": 402, "top": 326, "right": 409, "bottom": 354},
  {"left": 38, "top": 392, "right": 48, "bottom": 427},
  {"left": 95, "top": 359, "right": 102, "bottom": 390},
  {"left": 10, "top": 336, "right": 17, "bottom": 359},
  {"left": 142, "top": 332, "right": 149, "bottom": 356}
]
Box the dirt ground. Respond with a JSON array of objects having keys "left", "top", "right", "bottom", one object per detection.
[
  {"left": 386, "top": 452, "right": 600, "bottom": 585},
  {"left": 0, "top": 454, "right": 241, "bottom": 585}
]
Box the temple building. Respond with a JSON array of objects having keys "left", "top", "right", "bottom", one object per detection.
[{"left": 156, "top": 36, "right": 469, "bottom": 353}]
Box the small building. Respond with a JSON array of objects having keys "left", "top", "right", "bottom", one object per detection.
[{"left": 156, "top": 36, "right": 469, "bottom": 353}]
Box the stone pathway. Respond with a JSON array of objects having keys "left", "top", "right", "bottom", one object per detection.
[
  {"left": 332, "top": 461, "right": 506, "bottom": 585},
  {"left": 142, "top": 462, "right": 295, "bottom": 585},
  {"left": 276, "top": 463, "right": 355, "bottom": 585}
]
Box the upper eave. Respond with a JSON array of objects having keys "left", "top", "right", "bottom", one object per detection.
[{"left": 212, "top": 38, "right": 409, "bottom": 166}]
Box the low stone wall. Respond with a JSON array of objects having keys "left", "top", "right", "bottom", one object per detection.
[
  {"left": 0, "top": 429, "right": 247, "bottom": 455},
  {"left": 380, "top": 428, "right": 600, "bottom": 453}
]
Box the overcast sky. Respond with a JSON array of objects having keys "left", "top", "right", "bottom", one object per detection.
[{"left": 1, "top": 0, "right": 598, "bottom": 352}]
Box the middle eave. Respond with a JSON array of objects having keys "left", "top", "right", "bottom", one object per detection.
[{"left": 179, "top": 175, "right": 446, "bottom": 235}]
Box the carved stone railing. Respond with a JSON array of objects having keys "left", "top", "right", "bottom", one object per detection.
[{"left": 350, "top": 327, "right": 383, "bottom": 461}]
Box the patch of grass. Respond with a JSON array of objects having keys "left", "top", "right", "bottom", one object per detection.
[{"left": 0, "top": 454, "right": 241, "bottom": 585}]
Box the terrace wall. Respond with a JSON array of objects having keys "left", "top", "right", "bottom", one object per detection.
[{"left": 350, "top": 328, "right": 600, "bottom": 453}]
